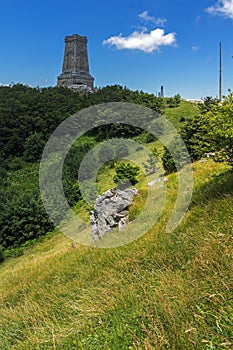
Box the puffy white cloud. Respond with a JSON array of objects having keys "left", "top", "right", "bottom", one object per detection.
[
  {"left": 206, "top": 0, "right": 233, "bottom": 19},
  {"left": 138, "top": 11, "right": 167, "bottom": 27},
  {"left": 103, "top": 29, "right": 176, "bottom": 53}
]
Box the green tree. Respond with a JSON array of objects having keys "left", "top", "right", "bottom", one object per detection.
[
  {"left": 161, "top": 147, "right": 176, "bottom": 174},
  {"left": 166, "top": 94, "right": 181, "bottom": 108},
  {"left": 113, "top": 163, "right": 140, "bottom": 189},
  {"left": 143, "top": 148, "right": 158, "bottom": 175},
  {"left": 180, "top": 91, "right": 233, "bottom": 164},
  {"left": 198, "top": 96, "right": 219, "bottom": 114},
  {"left": 204, "top": 92, "right": 233, "bottom": 165},
  {"left": 161, "top": 137, "right": 190, "bottom": 175},
  {"left": 0, "top": 165, "right": 54, "bottom": 248},
  {"left": 174, "top": 94, "right": 181, "bottom": 106},
  {"left": 23, "top": 132, "right": 46, "bottom": 161},
  {"left": 180, "top": 114, "right": 216, "bottom": 160}
]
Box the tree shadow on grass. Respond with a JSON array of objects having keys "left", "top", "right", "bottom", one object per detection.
[{"left": 190, "top": 167, "right": 233, "bottom": 208}]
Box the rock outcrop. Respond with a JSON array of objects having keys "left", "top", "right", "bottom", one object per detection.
[{"left": 90, "top": 188, "right": 138, "bottom": 241}]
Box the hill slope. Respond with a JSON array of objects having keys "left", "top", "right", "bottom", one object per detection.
[
  {"left": 0, "top": 160, "right": 232, "bottom": 349},
  {"left": 163, "top": 99, "right": 199, "bottom": 129}
]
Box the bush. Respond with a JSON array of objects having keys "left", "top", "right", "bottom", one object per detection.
[
  {"left": 161, "top": 138, "right": 190, "bottom": 175},
  {"left": 143, "top": 148, "right": 159, "bottom": 175},
  {"left": 166, "top": 94, "right": 181, "bottom": 108},
  {"left": 113, "top": 163, "right": 140, "bottom": 189},
  {"left": 161, "top": 147, "right": 176, "bottom": 174},
  {"left": 4, "top": 247, "right": 24, "bottom": 259},
  {"left": 7, "top": 157, "right": 25, "bottom": 170}
]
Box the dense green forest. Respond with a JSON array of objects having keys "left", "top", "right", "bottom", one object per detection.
[
  {"left": 0, "top": 83, "right": 166, "bottom": 162},
  {"left": 0, "top": 84, "right": 232, "bottom": 256},
  {"left": 0, "top": 84, "right": 170, "bottom": 252}
]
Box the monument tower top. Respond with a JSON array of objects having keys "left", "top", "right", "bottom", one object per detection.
[{"left": 57, "top": 34, "right": 94, "bottom": 92}]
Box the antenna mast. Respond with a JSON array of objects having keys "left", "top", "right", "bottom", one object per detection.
[{"left": 219, "top": 42, "right": 222, "bottom": 101}]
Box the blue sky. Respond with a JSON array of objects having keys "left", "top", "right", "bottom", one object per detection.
[{"left": 0, "top": 0, "right": 232, "bottom": 98}]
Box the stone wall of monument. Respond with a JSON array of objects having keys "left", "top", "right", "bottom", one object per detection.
[{"left": 57, "top": 34, "right": 94, "bottom": 91}]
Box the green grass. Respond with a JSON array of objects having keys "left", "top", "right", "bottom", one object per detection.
[
  {"left": 0, "top": 159, "right": 232, "bottom": 349},
  {"left": 164, "top": 100, "right": 199, "bottom": 129}
]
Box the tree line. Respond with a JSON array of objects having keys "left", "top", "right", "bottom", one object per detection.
[
  {"left": 162, "top": 94, "right": 233, "bottom": 173},
  {"left": 0, "top": 84, "right": 167, "bottom": 254},
  {"left": 0, "top": 83, "right": 166, "bottom": 164},
  {"left": 1, "top": 83, "right": 232, "bottom": 257}
]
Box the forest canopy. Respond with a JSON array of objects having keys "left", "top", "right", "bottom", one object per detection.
[{"left": 0, "top": 83, "right": 232, "bottom": 253}]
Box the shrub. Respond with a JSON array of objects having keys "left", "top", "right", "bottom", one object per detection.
[
  {"left": 113, "top": 163, "right": 140, "bottom": 189},
  {"left": 166, "top": 94, "right": 181, "bottom": 108},
  {"left": 4, "top": 247, "right": 23, "bottom": 259},
  {"left": 161, "top": 147, "right": 176, "bottom": 174},
  {"left": 143, "top": 148, "right": 159, "bottom": 175},
  {"left": 161, "top": 138, "right": 190, "bottom": 175}
]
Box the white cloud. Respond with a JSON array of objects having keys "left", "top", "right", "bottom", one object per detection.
[
  {"left": 139, "top": 10, "right": 156, "bottom": 23},
  {"left": 155, "top": 17, "right": 167, "bottom": 27},
  {"left": 132, "top": 25, "right": 148, "bottom": 32},
  {"left": 138, "top": 11, "right": 167, "bottom": 27},
  {"left": 206, "top": 0, "right": 233, "bottom": 19},
  {"left": 103, "top": 29, "right": 176, "bottom": 53},
  {"left": 0, "top": 82, "right": 11, "bottom": 87},
  {"left": 192, "top": 46, "right": 199, "bottom": 52}
]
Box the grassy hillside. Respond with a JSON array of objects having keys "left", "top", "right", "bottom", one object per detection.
[
  {"left": 164, "top": 100, "right": 199, "bottom": 129},
  {"left": 0, "top": 159, "right": 232, "bottom": 349}
]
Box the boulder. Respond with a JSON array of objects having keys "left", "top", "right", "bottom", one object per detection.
[{"left": 90, "top": 188, "right": 138, "bottom": 241}]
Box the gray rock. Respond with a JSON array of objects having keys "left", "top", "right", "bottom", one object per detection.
[{"left": 90, "top": 188, "right": 138, "bottom": 241}]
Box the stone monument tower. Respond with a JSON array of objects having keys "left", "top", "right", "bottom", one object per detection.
[{"left": 57, "top": 34, "right": 94, "bottom": 91}]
